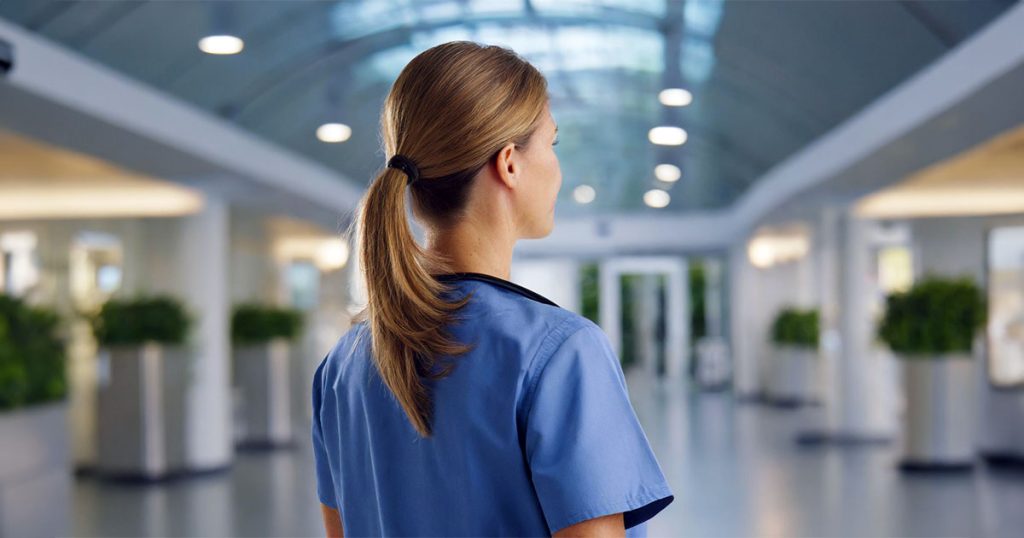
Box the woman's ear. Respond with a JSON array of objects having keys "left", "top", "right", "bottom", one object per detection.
[{"left": 493, "top": 142, "right": 518, "bottom": 190}]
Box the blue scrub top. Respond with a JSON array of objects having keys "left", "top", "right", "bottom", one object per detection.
[{"left": 311, "top": 273, "right": 674, "bottom": 536}]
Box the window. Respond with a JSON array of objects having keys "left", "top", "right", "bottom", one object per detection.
[{"left": 0, "top": 231, "right": 40, "bottom": 297}]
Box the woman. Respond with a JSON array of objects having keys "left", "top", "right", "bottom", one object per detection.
[{"left": 311, "top": 41, "right": 673, "bottom": 537}]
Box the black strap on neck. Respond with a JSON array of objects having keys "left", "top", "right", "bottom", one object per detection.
[{"left": 434, "top": 272, "right": 560, "bottom": 308}]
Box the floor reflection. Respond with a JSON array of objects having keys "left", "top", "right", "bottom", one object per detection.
[{"left": 72, "top": 370, "right": 1024, "bottom": 537}]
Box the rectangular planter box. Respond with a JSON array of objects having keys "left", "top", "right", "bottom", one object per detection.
[
  {"left": 0, "top": 402, "right": 71, "bottom": 538},
  {"left": 901, "top": 354, "right": 976, "bottom": 467},
  {"left": 695, "top": 337, "right": 731, "bottom": 389},
  {"left": 234, "top": 339, "right": 293, "bottom": 447},
  {"left": 96, "top": 343, "right": 188, "bottom": 479},
  {"left": 978, "top": 383, "right": 1024, "bottom": 460},
  {"left": 767, "top": 345, "right": 819, "bottom": 405}
]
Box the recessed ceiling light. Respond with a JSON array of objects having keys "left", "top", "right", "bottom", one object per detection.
[
  {"left": 643, "top": 189, "right": 671, "bottom": 209},
  {"left": 654, "top": 164, "right": 682, "bottom": 183},
  {"left": 659, "top": 88, "right": 693, "bottom": 107},
  {"left": 198, "top": 35, "right": 244, "bottom": 55},
  {"left": 316, "top": 123, "right": 352, "bottom": 143},
  {"left": 573, "top": 184, "right": 596, "bottom": 204},
  {"left": 648, "top": 126, "right": 688, "bottom": 146}
]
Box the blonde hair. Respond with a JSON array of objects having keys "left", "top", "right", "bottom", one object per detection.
[{"left": 356, "top": 42, "right": 548, "bottom": 438}]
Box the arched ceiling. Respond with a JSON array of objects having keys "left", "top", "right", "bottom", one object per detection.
[{"left": 0, "top": 0, "right": 1016, "bottom": 215}]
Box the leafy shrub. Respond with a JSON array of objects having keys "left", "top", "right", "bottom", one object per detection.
[
  {"left": 771, "top": 308, "right": 820, "bottom": 349},
  {"left": 0, "top": 295, "right": 66, "bottom": 411},
  {"left": 92, "top": 296, "right": 191, "bottom": 346},
  {"left": 231, "top": 304, "right": 303, "bottom": 345},
  {"left": 878, "top": 276, "right": 985, "bottom": 357}
]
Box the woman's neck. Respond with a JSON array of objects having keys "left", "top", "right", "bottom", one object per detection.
[{"left": 425, "top": 214, "right": 516, "bottom": 281}]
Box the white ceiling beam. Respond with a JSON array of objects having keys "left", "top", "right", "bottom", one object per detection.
[{"left": 0, "top": 18, "right": 363, "bottom": 228}]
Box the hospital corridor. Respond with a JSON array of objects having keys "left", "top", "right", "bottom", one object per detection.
[{"left": 2, "top": 1, "right": 1024, "bottom": 537}]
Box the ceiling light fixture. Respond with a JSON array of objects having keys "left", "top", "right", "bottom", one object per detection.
[
  {"left": 643, "top": 189, "right": 671, "bottom": 209},
  {"left": 654, "top": 164, "right": 682, "bottom": 183},
  {"left": 573, "top": 185, "right": 596, "bottom": 204},
  {"left": 198, "top": 35, "right": 244, "bottom": 55},
  {"left": 316, "top": 123, "right": 352, "bottom": 143},
  {"left": 648, "top": 126, "right": 688, "bottom": 146},
  {"left": 659, "top": 88, "right": 693, "bottom": 107}
]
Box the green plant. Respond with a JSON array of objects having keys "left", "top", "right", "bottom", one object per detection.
[
  {"left": 878, "top": 276, "right": 985, "bottom": 357},
  {"left": 690, "top": 261, "right": 707, "bottom": 345},
  {"left": 92, "top": 296, "right": 191, "bottom": 346},
  {"left": 0, "top": 295, "right": 66, "bottom": 411},
  {"left": 580, "top": 262, "right": 600, "bottom": 325},
  {"left": 771, "top": 308, "right": 820, "bottom": 349},
  {"left": 231, "top": 304, "right": 304, "bottom": 345}
]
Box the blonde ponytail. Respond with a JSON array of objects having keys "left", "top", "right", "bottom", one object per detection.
[
  {"left": 358, "top": 166, "right": 469, "bottom": 437},
  {"left": 357, "top": 41, "right": 548, "bottom": 437}
]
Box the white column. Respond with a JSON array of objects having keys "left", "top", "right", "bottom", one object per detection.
[
  {"left": 729, "top": 241, "right": 758, "bottom": 396},
  {"left": 636, "top": 274, "right": 660, "bottom": 376},
  {"left": 666, "top": 260, "right": 688, "bottom": 379},
  {"left": 599, "top": 260, "right": 622, "bottom": 359},
  {"left": 826, "top": 209, "right": 894, "bottom": 438},
  {"left": 704, "top": 258, "right": 724, "bottom": 339},
  {"left": 815, "top": 208, "right": 842, "bottom": 427},
  {"left": 176, "top": 198, "right": 232, "bottom": 470}
]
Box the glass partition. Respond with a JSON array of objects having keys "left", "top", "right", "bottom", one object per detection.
[{"left": 986, "top": 225, "right": 1024, "bottom": 388}]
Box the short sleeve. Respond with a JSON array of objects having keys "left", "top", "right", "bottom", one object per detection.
[
  {"left": 311, "top": 356, "right": 339, "bottom": 509},
  {"left": 522, "top": 322, "right": 674, "bottom": 534}
]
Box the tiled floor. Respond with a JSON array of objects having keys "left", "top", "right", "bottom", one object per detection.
[
  {"left": 628, "top": 373, "right": 1024, "bottom": 538},
  {"left": 72, "top": 370, "right": 1024, "bottom": 537}
]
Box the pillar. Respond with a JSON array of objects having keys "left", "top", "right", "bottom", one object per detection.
[{"left": 820, "top": 208, "right": 895, "bottom": 440}]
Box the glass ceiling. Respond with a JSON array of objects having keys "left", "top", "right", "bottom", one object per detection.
[{"left": 0, "top": 0, "right": 1016, "bottom": 215}]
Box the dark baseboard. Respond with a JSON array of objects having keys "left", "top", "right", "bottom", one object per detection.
[
  {"left": 980, "top": 451, "right": 1024, "bottom": 468},
  {"left": 79, "top": 463, "right": 233, "bottom": 484},
  {"left": 795, "top": 430, "right": 893, "bottom": 447},
  {"left": 899, "top": 460, "right": 975, "bottom": 473},
  {"left": 236, "top": 438, "right": 298, "bottom": 452},
  {"left": 750, "top": 394, "right": 823, "bottom": 409},
  {"left": 734, "top": 392, "right": 765, "bottom": 404},
  {"left": 696, "top": 383, "right": 732, "bottom": 393}
]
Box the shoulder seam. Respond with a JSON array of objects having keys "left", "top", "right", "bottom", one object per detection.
[{"left": 519, "top": 317, "right": 594, "bottom": 420}]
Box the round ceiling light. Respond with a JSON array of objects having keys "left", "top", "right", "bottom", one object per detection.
[
  {"left": 643, "top": 189, "right": 671, "bottom": 209},
  {"left": 654, "top": 164, "right": 682, "bottom": 183},
  {"left": 573, "top": 185, "right": 596, "bottom": 204}
]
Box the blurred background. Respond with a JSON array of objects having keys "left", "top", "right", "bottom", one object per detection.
[{"left": 0, "top": 1, "right": 1023, "bottom": 536}]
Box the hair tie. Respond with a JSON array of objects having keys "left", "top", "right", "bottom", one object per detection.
[{"left": 387, "top": 154, "right": 420, "bottom": 185}]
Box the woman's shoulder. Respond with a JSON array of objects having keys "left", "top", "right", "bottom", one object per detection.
[
  {"left": 319, "top": 321, "right": 371, "bottom": 376},
  {"left": 452, "top": 279, "right": 596, "bottom": 342}
]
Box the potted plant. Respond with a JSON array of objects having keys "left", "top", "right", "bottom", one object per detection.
[
  {"left": 231, "top": 304, "right": 303, "bottom": 448},
  {"left": 878, "top": 276, "right": 986, "bottom": 469},
  {"left": 91, "top": 295, "right": 191, "bottom": 480},
  {"left": 767, "top": 308, "right": 820, "bottom": 406},
  {"left": 0, "top": 295, "right": 71, "bottom": 537}
]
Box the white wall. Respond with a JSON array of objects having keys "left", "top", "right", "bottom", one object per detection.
[{"left": 511, "top": 258, "right": 582, "bottom": 313}]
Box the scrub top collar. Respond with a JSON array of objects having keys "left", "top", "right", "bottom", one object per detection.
[{"left": 434, "top": 272, "right": 560, "bottom": 308}]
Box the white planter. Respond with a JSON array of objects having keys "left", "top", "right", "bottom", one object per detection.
[
  {"left": 900, "top": 354, "right": 976, "bottom": 468},
  {"left": 234, "top": 339, "right": 293, "bottom": 447},
  {"left": 0, "top": 402, "right": 71, "bottom": 538},
  {"left": 767, "top": 345, "right": 819, "bottom": 405},
  {"left": 976, "top": 345, "right": 1024, "bottom": 462},
  {"left": 96, "top": 343, "right": 188, "bottom": 479},
  {"left": 695, "top": 337, "right": 731, "bottom": 389}
]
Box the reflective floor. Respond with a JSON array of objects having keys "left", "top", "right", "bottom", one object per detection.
[{"left": 72, "top": 370, "right": 1024, "bottom": 537}]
